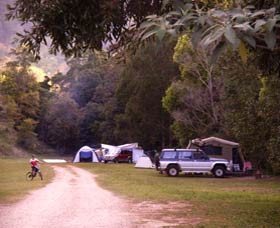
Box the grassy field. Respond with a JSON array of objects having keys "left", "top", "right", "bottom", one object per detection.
[
  {"left": 1, "top": 159, "right": 279, "bottom": 227},
  {"left": 78, "top": 163, "right": 280, "bottom": 228},
  {"left": 0, "top": 158, "right": 55, "bottom": 203}
]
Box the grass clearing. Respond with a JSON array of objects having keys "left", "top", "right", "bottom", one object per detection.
[
  {"left": 78, "top": 163, "right": 280, "bottom": 227},
  {"left": 0, "top": 158, "right": 55, "bottom": 204}
]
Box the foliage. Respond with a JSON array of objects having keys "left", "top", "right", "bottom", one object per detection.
[
  {"left": 38, "top": 51, "right": 122, "bottom": 150},
  {"left": 6, "top": 0, "right": 164, "bottom": 58},
  {"left": 115, "top": 42, "right": 179, "bottom": 149},
  {"left": 0, "top": 95, "right": 17, "bottom": 154},
  {"left": 163, "top": 34, "right": 225, "bottom": 144},
  {"left": 220, "top": 53, "right": 280, "bottom": 173},
  {"left": 17, "top": 118, "right": 38, "bottom": 150},
  {"left": 163, "top": 33, "right": 280, "bottom": 172},
  {"left": 0, "top": 47, "right": 42, "bottom": 154},
  {"left": 138, "top": 0, "right": 280, "bottom": 72},
  {"left": 220, "top": 53, "right": 265, "bottom": 168},
  {"left": 40, "top": 94, "right": 82, "bottom": 153},
  {"left": 258, "top": 74, "right": 280, "bottom": 173}
]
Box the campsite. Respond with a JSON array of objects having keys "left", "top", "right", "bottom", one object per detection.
[
  {"left": 1, "top": 0, "right": 280, "bottom": 227},
  {"left": 1, "top": 140, "right": 280, "bottom": 227},
  {"left": 1, "top": 158, "right": 280, "bottom": 227}
]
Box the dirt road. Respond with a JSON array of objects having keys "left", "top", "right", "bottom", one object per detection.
[{"left": 0, "top": 166, "right": 134, "bottom": 228}]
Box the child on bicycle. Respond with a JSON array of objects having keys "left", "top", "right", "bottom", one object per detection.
[{"left": 29, "top": 154, "right": 43, "bottom": 180}]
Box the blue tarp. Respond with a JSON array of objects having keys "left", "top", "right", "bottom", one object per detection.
[{"left": 80, "top": 151, "right": 92, "bottom": 159}]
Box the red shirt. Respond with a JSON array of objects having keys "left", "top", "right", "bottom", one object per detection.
[{"left": 29, "top": 158, "right": 39, "bottom": 167}]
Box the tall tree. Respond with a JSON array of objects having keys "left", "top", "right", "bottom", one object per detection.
[
  {"left": 0, "top": 47, "right": 40, "bottom": 150},
  {"left": 163, "top": 35, "right": 225, "bottom": 145},
  {"left": 220, "top": 53, "right": 265, "bottom": 170},
  {"left": 258, "top": 74, "right": 280, "bottom": 174},
  {"left": 40, "top": 94, "right": 82, "bottom": 153},
  {"left": 42, "top": 51, "right": 122, "bottom": 148},
  {"left": 115, "top": 42, "right": 179, "bottom": 149}
]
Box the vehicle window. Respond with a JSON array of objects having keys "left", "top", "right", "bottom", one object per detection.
[
  {"left": 201, "top": 146, "right": 222, "bottom": 155},
  {"left": 193, "top": 152, "right": 204, "bottom": 159},
  {"left": 162, "top": 151, "right": 177, "bottom": 159},
  {"left": 178, "top": 151, "right": 192, "bottom": 160}
]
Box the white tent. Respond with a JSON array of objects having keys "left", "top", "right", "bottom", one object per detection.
[
  {"left": 132, "top": 148, "right": 144, "bottom": 163},
  {"left": 117, "top": 143, "right": 144, "bottom": 163},
  {"left": 101, "top": 143, "right": 144, "bottom": 163},
  {"left": 135, "top": 155, "right": 154, "bottom": 169},
  {"left": 73, "top": 146, "right": 99, "bottom": 163},
  {"left": 118, "top": 143, "right": 139, "bottom": 150},
  {"left": 101, "top": 144, "right": 121, "bottom": 157}
]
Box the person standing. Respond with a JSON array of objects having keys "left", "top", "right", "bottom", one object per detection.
[{"left": 154, "top": 152, "right": 160, "bottom": 171}]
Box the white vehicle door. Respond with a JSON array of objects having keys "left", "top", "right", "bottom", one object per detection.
[
  {"left": 192, "top": 151, "right": 212, "bottom": 172},
  {"left": 178, "top": 151, "right": 193, "bottom": 172}
]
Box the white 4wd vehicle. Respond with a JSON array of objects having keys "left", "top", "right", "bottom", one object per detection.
[{"left": 159, "top": 149, "right": 232, "bottom": 178}]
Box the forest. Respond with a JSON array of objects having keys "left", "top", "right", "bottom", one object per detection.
[{"left": 0, "top": 0, "right": 280, "bottom": 174}]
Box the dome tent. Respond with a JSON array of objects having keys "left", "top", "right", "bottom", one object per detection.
[
  {"left": 135, "top": 155, "right": 154, "bottom": 169},
  {"left": 73, "top": 146, "right": 99, "bottom": 163}
]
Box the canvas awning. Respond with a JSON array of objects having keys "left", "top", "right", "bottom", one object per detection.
[{"left": 201, "top": 137, "right": 239, "bottom": 146}]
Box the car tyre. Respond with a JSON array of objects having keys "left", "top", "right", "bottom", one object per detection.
[
  {"left": 167, "top": 165, "right": 179, "bottom": 177},
  {"left": 213, "top": 166, "right": 225, "bottom": 178}
]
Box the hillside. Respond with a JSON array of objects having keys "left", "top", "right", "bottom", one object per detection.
[{"left": 0, "top": 0, "right": 68, "bottom": 76}]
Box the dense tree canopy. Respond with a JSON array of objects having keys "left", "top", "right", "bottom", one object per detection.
[
  {"left": 6, "top": 0, "right": 280, "bottom": 68},
  {"left": 0, "top": 47, "right": 41, "bottom": 151},
  {"left": 6, "top": 0, "right": 165, "bottom": 58},
  {"left": 115, "top": 41, "right": 179, "bottom": 149}
]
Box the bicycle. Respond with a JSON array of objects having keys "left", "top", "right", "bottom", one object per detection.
[{"left": 26, "top": 168, "right": 43, "bottom": 181}]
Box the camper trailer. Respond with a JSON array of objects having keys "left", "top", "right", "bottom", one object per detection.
[{"left": 189, "top": 137, "right": 252, "bottom": 174}]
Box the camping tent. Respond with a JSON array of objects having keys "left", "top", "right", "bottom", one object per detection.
[
  {"left": 132, "top": 148, "right": 144, "bottom": 163},
  {"left": 189, "top": 137, "right": 247, "bottom": 172},
  {"left": 190, "top": 137, "right": 240, "bottom": 161},
  {"left": 117, "top": 143, "right": 144, "bottom": 163},
  {"left": 135, "top": 155, "right": 154, "bottom": 169},
  {"left": 73, "top": 146, "right": 99, "bottom": 163},
  {"left": 101, "top": 144, "right": 120, "bottom": 157}
]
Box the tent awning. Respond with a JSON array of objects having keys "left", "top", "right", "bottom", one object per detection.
[{"left": 192, "top": 137, "right": 239, "bottom": 147}]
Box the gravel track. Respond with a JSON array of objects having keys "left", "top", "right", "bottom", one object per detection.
[{"left": 0, "top": 166, "right": 134, "bottom": 228}]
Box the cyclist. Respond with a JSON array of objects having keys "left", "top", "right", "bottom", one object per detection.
[{"left": 29, "top": 154, "right": 43, "bottom": 180}]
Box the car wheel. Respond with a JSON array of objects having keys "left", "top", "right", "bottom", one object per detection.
[
  {"left": 114, "top": 158, "right": 118, "bottom": 163},
  {"left": 167, "top": 165, "right": 179, "bottom": 177},
  {"left": 213, "top": 166, "right": 225, "bottom": 178}
]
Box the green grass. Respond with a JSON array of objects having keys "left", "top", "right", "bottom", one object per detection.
[
  {"left": 78, "top": 163, "right": 280, "bottom": 228},
  {"left": 0, "top": 158, "right": 55, "bottom": 203}
]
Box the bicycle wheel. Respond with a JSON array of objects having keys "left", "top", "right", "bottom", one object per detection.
[{"left": 26, "top": 171, "right": 33, "bottom": 181}]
